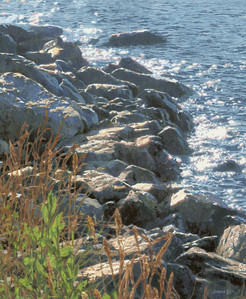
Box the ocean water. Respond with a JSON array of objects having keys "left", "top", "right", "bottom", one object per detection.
[{"left": 1, "top": 0, "right": 245, "bottom": 212}]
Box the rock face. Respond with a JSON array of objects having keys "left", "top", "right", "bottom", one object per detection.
[
  {"left": 0, "top": 31, "right": 17, "bottom": 54},
  {"left": 216, "top": 224, "right": 246, "bottom": 263},
  {"left": 107, "top": 30, "right": 166, "bottom": 47}
]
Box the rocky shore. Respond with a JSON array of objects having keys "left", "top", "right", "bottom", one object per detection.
[{"left": 0, "top": 24, "right": 245, "bottom": 298}]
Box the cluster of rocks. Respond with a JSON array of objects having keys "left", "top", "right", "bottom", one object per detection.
[{"left": 0, "top": 24, "right": 245, "bottom": 298}]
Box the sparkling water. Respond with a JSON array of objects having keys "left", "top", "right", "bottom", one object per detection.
[{"left": 1, "top": 0, "right": 245, "bottom": 211}]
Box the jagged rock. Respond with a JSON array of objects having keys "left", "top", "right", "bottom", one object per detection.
[
  {"left": 107, "top": 30, "right": 166, "bottom": 47},
  {"left": 112, "top": 68, "right": 190, "bottom": 98},
  {"left": 23, "top": 51, "right": 54, "bottom": 65},
  {"left": 105, "top": 159, "right": 128, "bottom": 177},
  {"left": 117, "top": 190, "right": 158, "bottom": 226},
  {"left": 166, "top": 263, "right": 196, "bottom": 298},
  {"left": 77, "top": 67, "right": 138, "bottom": 96},
  {"left": 29, "top": 25, "right": 63, "bottom": 40},
  {"left": 118, "top": 57, "right": 152, "bottom": 74},
  {"left": 102, "top": 62, "right": 119, "bottom": 73},
  {"left": 0, "top": 72, "right": 96, "bottom": 141},
  {"left": 119, "top": 164, "right": 160, "bottom": 185},
  {"left": 85, "top": 84, "right": 132, "bottom": 100},
  {"left": 0, "top": 24, "right": 29, "bottom": 43},
  {"left": 44, "top": 37, "right": 89, "bottom": 70},
  {"left": 111, "top": 111, "right": 149, "bottom": 124},
  {"left": 132, "top": 182, "right": 169, "bottom": 203},
  {"left": 59, "top": 195, "right": 104, "bottom": 221},
  {"left": 0, "top": 53, "right": 63, "bottom": 96},
  {"left": 79, "top": 170, "right": 130, "bottom": 204},
  {"left": 166, "top": 189, "right": 246, "bottom": 236},
  {"left": 216, "top": 224, "right": 246, "bottom": 263},
  {"left": 60, "top": 79, "right": 86, "bottom": 104},
  {"left": 176, "top": 247, "right": 246, "bottom": 297},
  {"left": 0, "top": 32, "right": 17, "bottom": 54},
  {"left": 158, "top": 126, "right": 190, "bottom": 155},
  {"left": 113, "top": 141, "right": 155, "bottom": 172},
  {"left": 140, "top": 89, "right": 193, "bottom": 131}
]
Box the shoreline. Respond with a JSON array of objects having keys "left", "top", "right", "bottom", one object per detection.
[{"left": 0, "top": 23, "right": 245, "bottom": 297}]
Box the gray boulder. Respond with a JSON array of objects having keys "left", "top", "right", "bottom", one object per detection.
[
  {"left": 118, "top": 57, "right": 152, "bottom": 74},
  {"left": 213, "top": 160, "right": 242, "bottom": 173},
  {"left": 216, "top": 224, "right": 246, "bottom": 263},
  {"left": 0, "top": 32, "right": 17, "bottom": 54},
  {"left": 0, "top": 53, "right": 63, "bottom": 96},
  {"left": 23, "top": 51, "right": 54, "bottom": 65},
  {"left": 0, "top": 24, "right": 29, "bottom": 43},
  {"left": 107, "top": 30, "right": 166, "bottom": 47},
  {"left": 112, "top": 68, "right": 190, "bottom": 98},
  {"left": 117, "top": 190, "right": 158, "bottom": 226},
  {"left": 85, "top": 84, "right": 132, "bottom": 100},
  {"left": 0, "top": 72, "right": 94, "bottom": 141},
  {"left": 158, "top": 126, "right": 190, "bottom": 155}
]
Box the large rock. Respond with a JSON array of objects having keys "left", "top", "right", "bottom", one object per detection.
[
  {"left": 113, "top": 141, "right": 155, "bottom": 172},
  {"left": 158, "top": 126, "right": 190, "bottom": 155},
  {"left": 23, "top": 51, "right": 54, "bottom": 65},
  {"left": 117, "top": 190, "right": 158, "bottom": 226},
  {"left": 216, "top": 224, "right": 246, "bottom": 263},
  {"left": 0, "top": 32, "right": 17, "bottom": 54},
  {"left": 0, "top": 24, "right": 30, "bottom": 43},
  {"left": 0, "top": 73, "right": 96, "bottom": 141},
  {"left": 176, "top": 247, "right": 246, "bottom": 298},
  {"left": 85, "top": 84, "right": 133, "bottom": 101},
  {"left": 165, "top": 189, "right": 246, "bottom": 236},
  {"left": 118, "top": 57, "right": 152, "bottom": 74},
  {"left": 140, "top": 89, "right": 193, "bottom": 131},
  {"left": 112, "top": 68, "right": 190, "bottom": 98},
  {"left": 44, "top": 37, "right": 89, "bottom": 70},
  {"left": 107, "top": 30, "right": 166, "bottom": 47},
  {"left": 16, "top": 25, "right": 63, "bottom": 54},
  {"left": 78, "top": 170, "right": 130, "bottom": 204},
  {"left": 77, "top": 67, "right": 138, "bottom": 96},
  {"left": 0, "top": 53, "right": 63, "bottom": 96}
]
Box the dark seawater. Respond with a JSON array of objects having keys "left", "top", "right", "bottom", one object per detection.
[{"left": 1, "top": 0, "right": 245, "bottom": 211}]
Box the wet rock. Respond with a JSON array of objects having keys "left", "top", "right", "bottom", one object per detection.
[
  {"left": 0, "top": 32, "right": 17, "bottom": 54},
  {"left": 0, "top": 53, "right": 63, "bottom": 96},
  {"left": 118, "top": 57, "right": 152, "bottom": 74},
  {"left": 0, "top": 24, "right": 29, "bottom": 43},
  {"left": 112, "top": 68, "right": 191, "bottom": 98},
  {"left": 117, "top": 190, "right": 158, "bottom": 226},
  {"left": 0, "top": 72, "right": 91, "bottom": 141},
  {"left": 77, "top": 67, "right": 138, "bottom": 96},
  {"left": 85, "top": 84, "right": 132, "bottom": 100},
  {"left": 107, "top": 30, "right": 166, "bottom": 47},
  {"left": 29, "top": 25, "right": 63, "bottom": 40},
  {"left": 158, "top": 126, "right": 190, "bottom": 155},
  {"left": 213, "top": 160, "right": 242, "bottom": 173},
  {"left": 140, "top": 89, "right": 193, "bottom": 131},
  {"left": 102, "top": 62, "right": 119, "bottom": 73},
  {"left": 23, "top": 51, "right": 54, "bottom": 65},
  {"left": 216, "top": 224, "right": 246, "bottom": 263}
]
